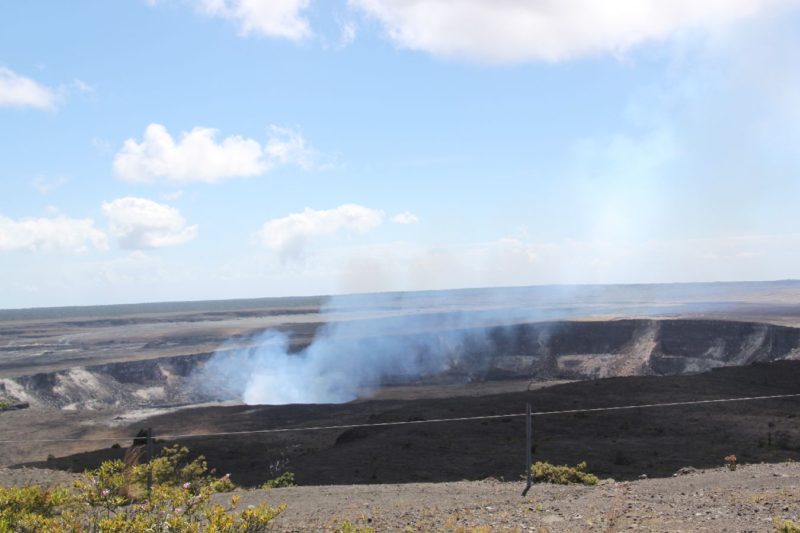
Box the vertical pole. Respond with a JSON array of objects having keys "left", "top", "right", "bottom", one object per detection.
[
  {"left": 523, "top": 403, "right": 532, "bottom": 495},
  {"left": 146, "top": 427, "right": 153, "bottom": 498}
]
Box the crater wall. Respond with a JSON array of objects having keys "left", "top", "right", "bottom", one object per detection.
[{"left": 3, "top": 319, "right": 799, "bottom": 409}]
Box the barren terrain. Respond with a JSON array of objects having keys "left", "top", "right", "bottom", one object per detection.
[
  {"left": 3, "top": 462, "right": 799, "bottom": 531},
  {"left": 3, "top": 282, "right": 800, "bottom": 531}
]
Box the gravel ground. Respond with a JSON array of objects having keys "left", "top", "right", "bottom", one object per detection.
[
  {"left": 220, "top": 462, "right": 800, "bottom": 532},
  {"left": 0, "top": 466, "right": 80, "bottom": 487},
  {"left": 3, "top": 462, "right": 798, "bottom": 531}
]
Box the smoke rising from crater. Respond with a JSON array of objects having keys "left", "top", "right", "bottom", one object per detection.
[{"left": 194, "top": 293, "right": 544, "bottom": 405}]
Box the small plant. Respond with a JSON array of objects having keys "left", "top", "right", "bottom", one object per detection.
[
  {"left": 262, "top": 471, "right": 296, "bottom": 489},
  {"left": 0, "top": 445, "right": 283, "bottom": 532},
  {"left": 724, "top": 454, "right": 738, "bottom": 471},
  {"left": 335, "top": 519, "right": 376, "bottom": 532},
  {"left": 0, "top": 399, "right": 11, "bottom": 411},
  {"left": 530, "top": 461, "right": 599, "bottom": 486},
  {"left": 774, "top": 517, "right": 800, "bottom": 532}
]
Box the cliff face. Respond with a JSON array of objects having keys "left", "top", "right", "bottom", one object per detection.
[
  {"left": 3, "top": 319, "right": 800, "bottom": 409},
  {"left": 485, "top": 319, "right": 800, "bottom": 380}
]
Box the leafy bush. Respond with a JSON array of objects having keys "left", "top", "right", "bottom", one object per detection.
[
  {"left": 0, "top": 485, "right": 73, "bottom": 532},
  {"left": 0, "top": 445, "right": 283, "bottom": 532},
  {"left": 0, "top": 400, "right": 11, "bottom": 411},
  {"left": 530, "top": 461, "right": 599, "bottom": 486},
  {"left": 261, "top": 472, "right": 296, "bottom": 489}
]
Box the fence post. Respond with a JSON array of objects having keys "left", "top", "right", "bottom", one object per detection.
[
  {"left": 146, "top": 427, "right": 153, "bottom": 498},
  {"left": 522, "top": 403, "right": 533, "bottom": 496}
]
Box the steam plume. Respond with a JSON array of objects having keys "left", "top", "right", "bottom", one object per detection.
[{"left": 194, "top": 292, "right": 538, "bottom": 405}]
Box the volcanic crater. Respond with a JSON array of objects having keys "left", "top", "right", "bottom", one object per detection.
[{"left": 2, "top": 282, "right": 800, "bottom": 486}]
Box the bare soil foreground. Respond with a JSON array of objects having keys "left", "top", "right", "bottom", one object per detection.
[
  {"left": 229, "top": 462, "right": 800, "bottom": 531},
  {"left": 3, "top": 462, "right": 799, "bottom": 531}
]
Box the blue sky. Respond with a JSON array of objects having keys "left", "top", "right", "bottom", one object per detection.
[{"left": 2, "top": 0, "right": 800, "bottom": 308}]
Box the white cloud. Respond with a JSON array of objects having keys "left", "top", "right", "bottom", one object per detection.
[
  {"left": 0, "top": 67, "right": 56, "bottom": 109},
  {"left": 557, "top": 13, "right": 800, "bottom": 245},
  {"left": 330, "top": 231, "right": 800, "bottom": 295},
  {"left": 392, "top": 211, "right": 419, "bottom": 224},
  {"left": 161, "top": 190, "right": 185, "bottom": 201},
  {"left": 102, "top": 197, "right": 198, "bottom": 250},
  {"left": 350, "top": 0, "right": 800, "bottom": 63},
  {"left": 114, "top": 123, "right": 314, "bottom": 183},
  {"left": 259, "top": 204, "right": 384, "bottom": 260},
  {"left": 199, "top": 0, "right": 312, "bottom": 40},
  {"left": 86, "top": 251, "right": 169, "bottom": 285},
  {"left": 92, "top": 137, "right": 115, "bottom": 154},
  {"left": 264, "top": 125, "right": 315, "bottom": 169},
  {"left": 0, "top": 213, "right": 108, "bottom": 252},
  {"left": 339, "top": 20, "right": 357, "bottom": 47},
  {"left": 70, "top": 79, "right": 94, "bottom": 93},
  {"left": 32, "top": 176, "right": 68, "bottom": 194}
]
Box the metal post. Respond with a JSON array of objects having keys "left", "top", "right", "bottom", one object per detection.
[
  {"left": 522, "top": 403, "right": 533, "bottom": 496},
  {"left": 146, "top": 427, "right": 153, "bottom": 497}
]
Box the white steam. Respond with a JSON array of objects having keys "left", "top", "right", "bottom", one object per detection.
[{"left": 194, "top": 294, "right": 535, "bottom": 405}]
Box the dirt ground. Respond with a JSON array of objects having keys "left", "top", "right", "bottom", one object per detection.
[
  {"left": 262, "top": 461, "right": 800, "bottom": 531},
  {"left": 229, "top": 461, "right": 800, "bottom": 531},
  {"left": 3, "top": 462, "right": 798, "bottom": 531}
]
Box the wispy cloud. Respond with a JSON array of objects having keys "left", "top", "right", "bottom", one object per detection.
[
  {"left": 0, "top": 66, "right": 57, "bottom": 109},
  {"left": 339, "top": 20, "right": 357, "bottom": 47},
  {"left": 259, "top": 204, "right": 385, "bottom": 261},
  {"left": 32, "top": 176, "right": 68, "bottom": 195},
  {"left": 391, "top": 211, "right": 419, "bottom": 224},
  {"left": 0, "top": 213, "right": 108, "bottom": 252}
]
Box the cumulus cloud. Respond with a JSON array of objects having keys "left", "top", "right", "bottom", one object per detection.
[
  {"left": 102, "top": 197, "right": 198, "bottom": 250},
  {"left": 350, "top": 0, "right": 800, "bottom": 63},
  {"left": 0, "top": 214, "right": 108, "bottom": 252},
  {"left": 392, "top": 211, "right": 419, "bottom": 224},
  {"left": 114, "top": 123, "right": 315, "bottom": 183},
  {"left": 198, "top": 0, "right": 312, "bottom": 40},
  {"left": 259, "top": 204, "right": 384, "bottom": 260},
  {"left": 0, "top": 67, "right": 56, "bottom": 109}
]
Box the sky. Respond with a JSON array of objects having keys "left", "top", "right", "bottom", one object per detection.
[{"left": 2, "top": 0, "right": 800, "bottom": 309}]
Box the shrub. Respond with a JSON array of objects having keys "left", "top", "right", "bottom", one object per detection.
[
  {"left": 0, "top": 485, "right": 73, "bottom": 532},
  {"left": 724, "top": 454, "right": 737, "bottom": 471},
  {"left": 530, "top": 461, "right": 599, "bottom": 486},
  {"left": 262, "top": 472, "right": 296, "bottom": 489},
  {"left": 335, "top": 519, "right": 375, "bottom": 533},
  {"left": 0, "top": 445, "right": 282, "bottom": 532},
  {"left": 775, "top": 517, "right": 800, "bottom": 533}
]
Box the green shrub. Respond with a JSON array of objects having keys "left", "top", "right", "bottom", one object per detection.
[
  {"left": 0, "top": 445, "right": 282, "bottom": 532},
  {"left": 775, "top": 517, "right": 800, "bottom": 533},
  {"left": 335, "top": 519, "right": 375, "bottom": 532},
  {"left": 0, "top": 485, "right": 73, "bottom": 532},
  {"left": 0, "top": 400, "right": 11, "bottom": 411},
  {"left": 530, "top": 461, "right": 599, "bottom": 486},
  {"left": 262, "top": 472, "right": 296, "bottom": 489}
]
